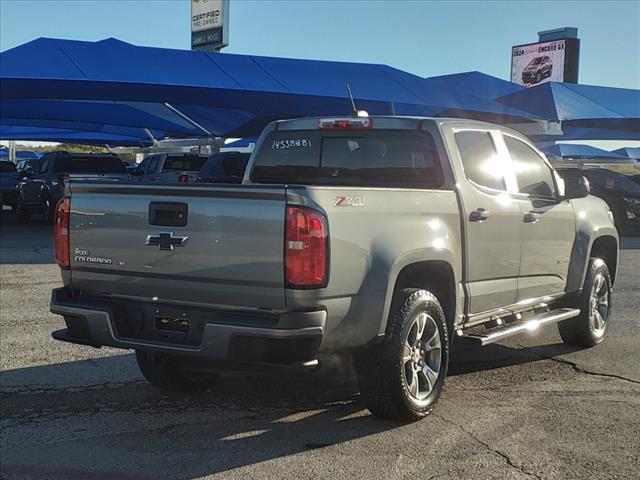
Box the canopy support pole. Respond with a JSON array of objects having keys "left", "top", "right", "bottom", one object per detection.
[
  {"left": 163, "top": 102, "right": 213, "bottom": 137},
  {"left": 143, "top": 128, "right": 159, "bottom": 146}
]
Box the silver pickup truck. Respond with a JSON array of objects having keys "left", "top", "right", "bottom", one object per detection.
[{"left": 50, "top": 116, "right": 618, "bottom": 421}]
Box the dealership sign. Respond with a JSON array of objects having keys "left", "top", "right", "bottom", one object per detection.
[
  {"left": 191, "top": 0, "right": 229, "bottom": 51},
  {"left": 511, "top": 38, "right": 579, "bottom": 87}
]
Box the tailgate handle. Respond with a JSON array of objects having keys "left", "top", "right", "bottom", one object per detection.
[{"left": 149, "top": 202, "right": 188, "bottom": 227}]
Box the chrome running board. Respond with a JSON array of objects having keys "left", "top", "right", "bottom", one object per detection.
[{"left": 458, "top": 308, "right": 581, "bottom": 346}]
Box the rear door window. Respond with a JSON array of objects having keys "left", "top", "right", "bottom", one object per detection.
[
  {"left": 455, "top": 131, "right": 506, "bottom": 191},
  {"left": 251, "top": 130, "right": 442, "bottom": 188}
]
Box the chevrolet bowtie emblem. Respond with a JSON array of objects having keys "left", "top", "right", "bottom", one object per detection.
[{"left": 145, "top": 232, "right": 189, "bottom": 251}]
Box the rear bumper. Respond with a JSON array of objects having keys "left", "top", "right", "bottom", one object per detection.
[{"left": 50, "top": 288, "right": 325, "bottom": 371}]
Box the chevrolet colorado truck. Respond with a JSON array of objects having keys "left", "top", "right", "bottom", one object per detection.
[{"left": 50, "top": 116, "right": 618, "bottom": 421}]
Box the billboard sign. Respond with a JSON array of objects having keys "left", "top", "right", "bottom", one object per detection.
[
  {"left": 511, "top": 38, "right": 579, "bottom": 87},
  {"left": 191, "top": 0, "right": 229, "bottom": 51}
]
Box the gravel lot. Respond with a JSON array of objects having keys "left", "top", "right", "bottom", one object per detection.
[{"left": 1, "top": 207, "right": 639, "bottom": 480}]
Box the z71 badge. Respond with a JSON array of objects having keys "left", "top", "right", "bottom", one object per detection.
[{"left": 334, "top": 196, "right": 365, "bottom": 207}]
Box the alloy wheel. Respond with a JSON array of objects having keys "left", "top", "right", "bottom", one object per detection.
[
  {"left": 589, "top": 273, "right": 609, "bottom": 337},
  {"left": 402, "top": 312, "right": 442, "bottom": 403}
]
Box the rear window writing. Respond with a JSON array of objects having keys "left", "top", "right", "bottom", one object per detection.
[
  {"left": 252, "top": 130, "right": 442, "bottom": 188},
  {"left": 54, "top": 157, "right": 127, "bottom": 174}
]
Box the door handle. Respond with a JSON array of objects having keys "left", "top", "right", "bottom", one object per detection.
[
  {"left": 469, "top": 208, "right": 490, "bottom": 222},
  {"left": 523, "top": 212, "right": 540, "bottom": 223}
]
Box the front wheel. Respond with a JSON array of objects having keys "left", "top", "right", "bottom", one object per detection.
[
  {"left": 558, "top": 258, "right": 612, "bottom": 347},
  {"left": 135, "top": 350, "right": 219, "bottom": 393},
  {"left": 355, "top": 288, "right": 449, "bottom": 421}
]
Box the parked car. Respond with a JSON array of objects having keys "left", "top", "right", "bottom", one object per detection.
[
  {"left": 556, "top": 168, "right": 640, "bottom": 234},
  {"left": 522, "top": 55, "right": 553, "bottom": 84},
  {"left": 131, "top": 153, "right": 208, "bottom": 183},
  {"left": 50, "top": 116, "right": 618, "bottom": 421},
  {"left": 0, "top": 161, "right": 20, "bottom": 208},
  {"left": 15, "top": 151, "right": 130, "bottom": 224},
  {"left": 195, "top": 152, "right": 251, "bottom": 184}
]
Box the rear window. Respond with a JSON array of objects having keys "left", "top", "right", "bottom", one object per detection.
[
  {"left": 162, "top": 155, "right": 207, "bottom": 172},
  {"left": 54, "top": 156, "right": 127, "bottom": 174},
  {"left": 0, "top": 162, "right": 17, "bottom": 173},
  {"left": 251, "top": 130, "right": 442, "bottom": 188},
  {"left": 199, "top": 153, "right": 250, "bottom": 183}
]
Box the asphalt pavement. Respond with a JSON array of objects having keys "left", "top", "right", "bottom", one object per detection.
[{"left": 1, "top": 206, "right": 639, "bottom": 480}]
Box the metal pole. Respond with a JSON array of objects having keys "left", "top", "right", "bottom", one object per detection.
[{"left": 163, "top": 102, "right": 214, "bottom": 137}]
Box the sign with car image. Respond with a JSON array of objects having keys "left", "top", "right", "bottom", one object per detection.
[{"left": 511, "top": 39, "right": 566, "bottom": 86}]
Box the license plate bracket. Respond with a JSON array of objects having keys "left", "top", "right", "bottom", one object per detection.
[{"left": 155, "top": 315, "right": 191, "bottom": 334}]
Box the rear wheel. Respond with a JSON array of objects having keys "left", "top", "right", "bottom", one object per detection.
[
  {"left": 355, "top": 288, "right": 449, "bottom": 421},
  {"left": 135, "top": 350, "right": 219, "bottom": 393},
  {"left": 558, "top": 258, "right": 612, "bottom": 347}
]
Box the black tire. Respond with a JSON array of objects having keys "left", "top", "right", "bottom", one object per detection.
[
  {"left": 355, "top": 288, "right": 449, "bottom": 422},
  {"left": 13, "top": 199, "right": 30, "bottom": 223},
  {"left": 42, "top": 196, "right": 55, "bottom": 225},
  {"left": 558, "top": 258, "right": 612, "bottom": 347},
  {"left": 135, "top": 350, "right": 219, "bottom": 393},
  {"left": 535, "top": 71, "right": 542, "bottom": 83}
]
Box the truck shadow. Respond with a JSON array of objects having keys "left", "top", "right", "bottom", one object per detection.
[
  {"left": 1, "top": 340, "right": 576, "bottom": 479},
  {"left": 449, "top": 340, "right": 581, "bottom": 375}
]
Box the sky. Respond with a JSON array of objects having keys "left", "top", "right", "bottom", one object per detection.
[
  {"left": 0, "top": 0, "right": 639, "bottom": 149},
  {"left": 1, "top": 0, "right": 639, "bottom": 89}
]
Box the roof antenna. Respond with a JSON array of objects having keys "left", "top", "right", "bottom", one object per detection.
[{"left": 346, "top": 83, "right": 368, "bottom": 118}]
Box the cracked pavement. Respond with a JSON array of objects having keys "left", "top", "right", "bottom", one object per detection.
[{"left": 1, "top": 210, "right": 639, "bottom": 479}]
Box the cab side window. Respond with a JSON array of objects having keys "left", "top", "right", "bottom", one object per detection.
[
  {"left": 146, "top": 156, "right": 160, "bottom": 174},
  {"left": 455, "top": 131, "right": 506, "bottom": 191},
  {"left": 38, "top": 159, "right": 50, "bottom": 174},
  {"left": 505, "top": 136, "right": 556, "bottom": 198}
]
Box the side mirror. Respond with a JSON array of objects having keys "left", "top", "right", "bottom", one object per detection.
[{"left": 563, "top": 175, "right": 590, "bottom": 199}]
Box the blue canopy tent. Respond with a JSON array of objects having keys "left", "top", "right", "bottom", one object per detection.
[
  {"left": 541, "top": 143, "right": 638, "bottom": 165},
  {"left": 1, "top": 37, "right": 538, "bottom": 144},
  {"left": 0, "top": 147, "right": 41, "bottom": 159},
  {"left": 0, "top": 125, "right": 154, "bottom": 146},
  {"left": 496, "top": 82, "right": 640, "bottom": 141},
  {"left": 422, "top": 71, "right": 523, "bottom": 99},
  {"left": 542, "top": 144, "right": 629, "bottom": 159},
  {"left": 611, "top": 147, "right": 640, "bottom": 160}
]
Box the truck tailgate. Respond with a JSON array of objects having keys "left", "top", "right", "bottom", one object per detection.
[{"left": 67, "top": 183, "right": 287, "bottom": 310}]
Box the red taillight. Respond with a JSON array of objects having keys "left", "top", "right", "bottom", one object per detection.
[
  {"left": 285, "top": 206, "right": 328, "bottom": 288},
  {"left": 318, "top": 117, "right": 372, "bottom": 130},
  {"left": 178, "top": 174, "right": 189, "bottom": 183},
  {"left": 54, "top": 197, "right": 70, "bottom": 269}
]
